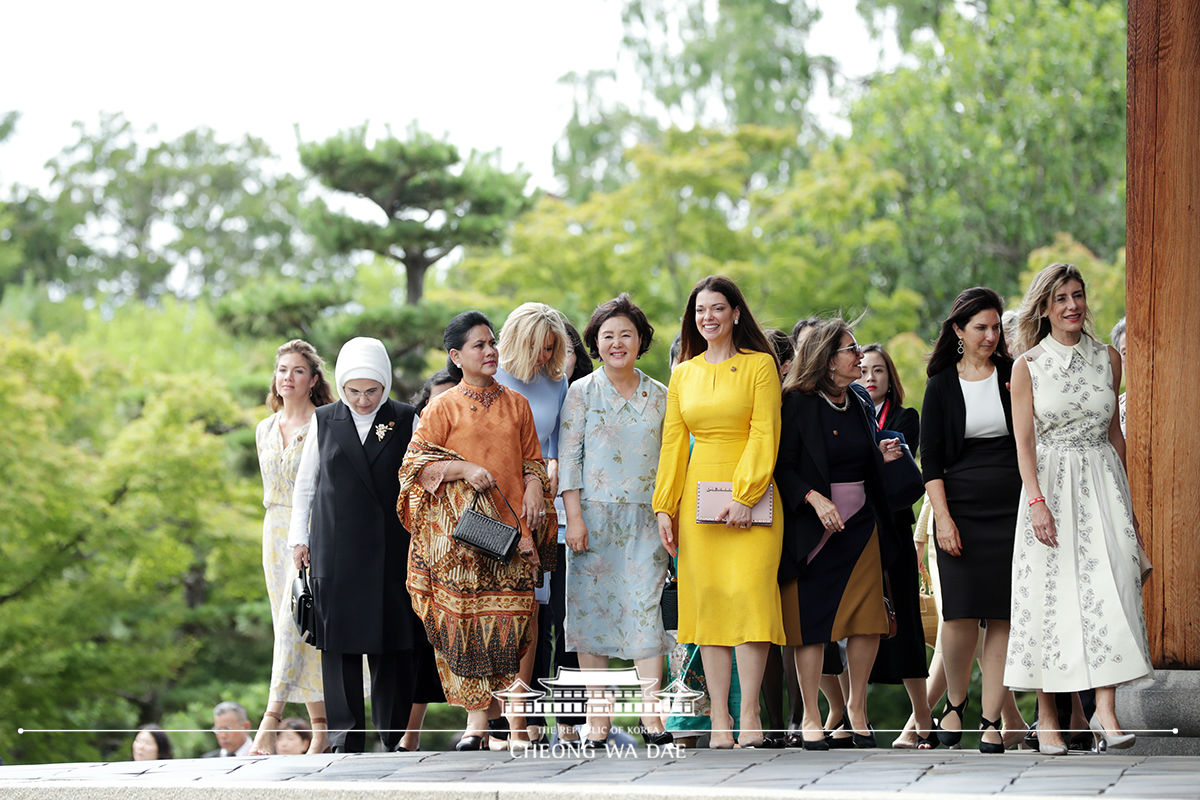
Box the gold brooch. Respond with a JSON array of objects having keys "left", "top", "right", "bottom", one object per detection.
[{"left": 375, "top": 421, "right": 394, "bottom": 441}]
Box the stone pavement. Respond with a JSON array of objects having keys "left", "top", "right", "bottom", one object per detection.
[{"left": 2, "top": 746, "right": 1200, "bottom": 800}]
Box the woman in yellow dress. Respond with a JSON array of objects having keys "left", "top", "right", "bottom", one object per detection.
[{"left": 653, "top": 275, "right": 785, "bottom": 749}]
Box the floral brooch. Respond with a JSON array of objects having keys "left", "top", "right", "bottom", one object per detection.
[{"left": 375, "top": 420, "right": 395, "bottom": 441}]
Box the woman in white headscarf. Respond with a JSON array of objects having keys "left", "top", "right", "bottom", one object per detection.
[{"left": 288, "top": 337, "right": 442, "bottom": 753}]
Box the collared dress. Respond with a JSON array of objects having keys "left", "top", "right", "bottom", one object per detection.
[
  {"left": 559, "top": 368, "right": 672, "bottom": 659},
  {"left": 1004, "top": 334, "right": 1152, "bottom": 692}
]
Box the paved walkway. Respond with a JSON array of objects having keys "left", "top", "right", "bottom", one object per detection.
[{"left": 2, "top": 747, "right": 1199, "bottom": 799}]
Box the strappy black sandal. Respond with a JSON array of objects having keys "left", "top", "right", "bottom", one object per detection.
[{"left": 936, "top": 697, "right": 968, "bottom": 748}]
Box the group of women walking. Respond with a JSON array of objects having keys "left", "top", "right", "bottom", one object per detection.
[{"left": 246, "top": 264, "right": 1150, "bottom": 756}]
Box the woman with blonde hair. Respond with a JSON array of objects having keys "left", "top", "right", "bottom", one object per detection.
[
  {"left": 1005, "top": 263, "right": 1151, "bottom": 754},
  {"left": 653, "top": 275, "right": 784, "bottom": 749},
  {"left": 494, "top": 302, "right": 569, "bottom": 746},
  {"left": 250, "top": 339, "right": 334, "bottom": 755}
]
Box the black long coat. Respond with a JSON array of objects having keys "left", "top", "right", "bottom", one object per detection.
[
  {"left": 775, "top": 389, "right": 899, "bottom": 583},
  {"left": 309, "top": 398, "right": 417, "bottom": 655}
]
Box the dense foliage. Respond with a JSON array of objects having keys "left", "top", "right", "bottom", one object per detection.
[{"left": 0, "top": 0, "right": 1125, "bottom": 763}]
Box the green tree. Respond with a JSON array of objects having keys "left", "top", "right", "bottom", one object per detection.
[
  {"left": 621, "top": 0, "right": 834, "bottom": 128},
  {"left": 846, "top": 0, "right": 1127, "bottom": 329},
  {"left": 298, "top": 125, "right": 532, "bottom": 305},
  {"left": 47, "top": 113, "right": 323, "bottom": 301}
]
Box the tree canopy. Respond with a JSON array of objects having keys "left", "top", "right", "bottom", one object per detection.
[{"left": 298, "top": 126, "right": 533, "bottom": 305}]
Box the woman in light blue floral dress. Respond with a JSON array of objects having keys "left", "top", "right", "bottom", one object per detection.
[{"left": 561, "top": 294, "right": 673, "bottom": 746}]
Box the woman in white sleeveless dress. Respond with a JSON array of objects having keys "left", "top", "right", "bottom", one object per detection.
[{"left": 1005, "top": 263, "right": 1152, "bottom": 755}]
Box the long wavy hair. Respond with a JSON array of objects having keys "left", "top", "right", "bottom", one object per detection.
[
  {"left": 783, "top": 318, "right": 852, "bottom": 396},
  {"left": 267, "top": 339, "right": 334, "bottom": 412},
  {"left": 1016, "top": 262, "right": 1093, "bottom": 352},
  {"left": 927, "top": 287, "right": 1011, "bottom": 377},
  {"left": 678, "top": 275, "right": 776, "bottom": 365}
]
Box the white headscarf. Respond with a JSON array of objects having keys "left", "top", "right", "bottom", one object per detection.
[{"left": 335, "top": 337, "right": 392, "bottom": 411}]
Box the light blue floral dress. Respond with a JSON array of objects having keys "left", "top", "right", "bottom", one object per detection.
[{"left": 560, "top": 368, "right": 672, "bottom": 659}]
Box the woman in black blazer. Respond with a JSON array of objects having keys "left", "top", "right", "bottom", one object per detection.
[
  {"left": 919, "top": 288, "right": 1019, "bottom": 754},
  {"left": 857, "top": 343, "right": 935, "bottom": 748},
  {"left": 776, "top": 319, "right": 905, "bottom": 749},
  {"left": 288, "top": 337, "right": 443, "bottom": 752}
]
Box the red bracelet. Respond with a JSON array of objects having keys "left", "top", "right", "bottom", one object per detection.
[
  {"left": 805, "top": 489, "right": 815, "bottom": 504},
  {"left": 1029, "top": 496, "right": 1046, "bottom": 507}
]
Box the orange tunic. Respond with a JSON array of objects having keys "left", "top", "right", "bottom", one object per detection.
[{"left": 401, "top": 381, "right": 551, "bottom": 710}]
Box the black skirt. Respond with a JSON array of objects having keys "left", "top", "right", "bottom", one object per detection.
[
  {"left": 936, "top": 436, "right": 1020, "bottom": 620},
  {"left": 870, "top": 515, "right": 929, "bottom": 683}
]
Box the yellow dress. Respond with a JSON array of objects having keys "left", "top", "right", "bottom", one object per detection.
[{"left": 652, "top": 351, "right": 785, "bottom": 646}]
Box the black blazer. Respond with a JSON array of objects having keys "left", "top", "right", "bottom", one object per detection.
[
  {"left": 775, "top": 389, "right": 899, "bottom": 583},
  {"left": 309, "top": 398, "right": 417, "bottom": 655},
  {"left": 919, "top": 358, "right": 1013, "bottom": 483}
]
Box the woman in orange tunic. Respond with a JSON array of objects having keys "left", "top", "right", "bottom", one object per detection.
[{"left": 399, "top": 310, "right": 555, "bottom": 751}]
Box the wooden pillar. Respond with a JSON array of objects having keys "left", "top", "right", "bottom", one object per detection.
[{"left": 1126, "top": 0, "right": 1200, "bottom": 668}]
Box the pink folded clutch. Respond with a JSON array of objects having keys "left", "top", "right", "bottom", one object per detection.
[{"left": 696, "top": 482, "right": 774, "bottom": 525}]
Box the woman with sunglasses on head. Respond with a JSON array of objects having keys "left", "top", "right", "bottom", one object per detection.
[
  {"left": 920, "top": 288, "right": 1020, "bottom": 753},
  {"left": 1004, "top": 264, "right": 1151, "bottom": 755}
]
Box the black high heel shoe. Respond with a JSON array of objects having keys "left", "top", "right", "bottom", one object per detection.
[
  {"left": 824, "top": 715, "right": 854, "bottom": 749},
  {"left": 642, "top": 729, "right": 674, "bottom": 747},
  {"left": 487, "top": 717, "right": 510, "bottom": 741},
  {"left": 455, "top": 734, "right": 485, "bottom": 751},
  {"left": 978, "top": 716, "right": 1005, "bottom": 754},
  {"left": 936, "top": 697, "right": 968, "bottom": 748}
]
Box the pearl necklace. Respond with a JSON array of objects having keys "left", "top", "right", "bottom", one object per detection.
[{"left": 818, "top": 390, "right": 849, "bottom": 412}]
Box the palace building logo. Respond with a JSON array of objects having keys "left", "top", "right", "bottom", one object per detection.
[{"left": 492, "top": 667, "right": 704, "bottom": 718}]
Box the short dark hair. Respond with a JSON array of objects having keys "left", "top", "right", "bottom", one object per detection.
[
  {"left": 137, "top": 724, "right": 173, "bottom": 759},
  {"left": 583, "top": 293, "right": 655, "bottom": 360},
  {"left": 791, "top": 316, "right": 819, "bottom": 346},
  {"left": 443, "top": 310, "right": 494, "bottom": 382},
  {"left": 280, "top": 717, "right": 313, "bottom": 744},
  {"left": 411, "top": 368, "right": 455, "bottom": 414},
  {"left": 765, "top": 328, "right": 794, "bottom": 366},
  {"left": 560, "top": 316, "right": 595, "bottom": 383}
]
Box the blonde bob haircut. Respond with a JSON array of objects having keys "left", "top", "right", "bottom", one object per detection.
[
  {"left": 1016, "top": 262, "right": 1093, "bottom": 353},
  {"left": 498, "top": 302, "right": 568, "bottom": 382}
]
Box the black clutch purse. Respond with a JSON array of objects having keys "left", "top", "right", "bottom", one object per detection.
[
  {"left": 661, "top": 562, "right": 679, "bottom": 630},
  {"left": 882, "top": 443, "right": 924, "bottom": 512},
  {"left": 452, "top": 487, "right": 520, "bottom": 562},
  {"left": 290, "top": 566, "right": 316, "bottom": 645}
]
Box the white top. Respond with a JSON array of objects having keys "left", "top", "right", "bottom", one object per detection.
[{"left": 960, "top": 370, "right": 1008, "bottom": 439}]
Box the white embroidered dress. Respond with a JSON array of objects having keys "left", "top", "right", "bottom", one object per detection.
[{"left": 1004, "top": 334, "right": 1151, "bottom": 692}]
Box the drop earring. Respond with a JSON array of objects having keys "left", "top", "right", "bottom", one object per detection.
[{"left": 957, "top": 338, "right": 964, "bottom": 356}]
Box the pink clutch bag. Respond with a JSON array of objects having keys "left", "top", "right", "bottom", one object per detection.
[{"left": 696, "top": 482, "right": 774, "bottom": 525}]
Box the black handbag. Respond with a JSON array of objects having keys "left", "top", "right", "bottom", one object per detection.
[
  {"left": 882, "top": 443, "right": 924, "bottom": 512},
  {"left": 661, "top": 561, "right": 679, "bottom": 630},
  {"left": 452, "top": 487, "right": 520, "bottom": 562},
  {"left": 290, "top": 566, "right": 316, "bottom": 645}
]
